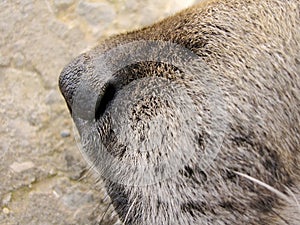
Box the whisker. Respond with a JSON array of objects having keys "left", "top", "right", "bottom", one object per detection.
[
  {"left": 233, "top": 171, "right": 292, "bottom": 203},
  {"left": 98, "top": 201, "right": 113, "bottom": 225},
  {"left": 284, "top": 186, "right": 300, "bottom": 213},
  {"left": 270, "top": 208, "right": 291, "bottom": 225},
  {"left": 123, "top": 197, "right": 137, "bottom": 224}
]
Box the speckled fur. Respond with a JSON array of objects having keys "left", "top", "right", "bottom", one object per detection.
[{"left": 59, "top": 0, "right": 300, "bottom": 224}]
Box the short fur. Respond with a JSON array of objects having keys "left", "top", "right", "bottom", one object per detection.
[{"left": 59, "top": 0, "right": 300, "bottom": 224}]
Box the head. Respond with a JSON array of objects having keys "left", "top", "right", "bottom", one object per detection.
[{"left": 59, "top": 0, "right": 300, "bottom": 224}]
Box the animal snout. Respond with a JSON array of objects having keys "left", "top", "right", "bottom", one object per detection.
[
  {"left": 58, "top": 53, "right": 90, "bottom": 114},
  {"left": 59, "top": 53, "right": 118, "bottom": 122}
]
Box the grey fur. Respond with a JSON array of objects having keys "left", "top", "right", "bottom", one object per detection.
[{"left": 59, "top": 0, "right": 300, "bottom": 224}]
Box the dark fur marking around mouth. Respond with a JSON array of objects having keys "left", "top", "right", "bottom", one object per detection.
[{"left": 106, "top": 182, "right": 140, "bottom": 224}]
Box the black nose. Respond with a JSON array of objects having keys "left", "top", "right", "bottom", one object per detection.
[
  {"left": 59, "top": 53, "right": 118, "bottom": 121},
  {"left": 59, "top": 54, "right": 89, "bottom": 114}
]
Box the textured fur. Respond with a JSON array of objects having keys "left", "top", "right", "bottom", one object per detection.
[{"left": 59, "top": 0, "right": 300, "bottom": 224}]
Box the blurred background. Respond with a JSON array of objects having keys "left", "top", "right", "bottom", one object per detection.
[{"left": 0, "top": 0, "right": 201, "bottom": 224}]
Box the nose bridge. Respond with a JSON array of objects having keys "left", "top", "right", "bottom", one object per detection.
[{"left": 59, "top": 53, "right": 89, "bottom": 110}]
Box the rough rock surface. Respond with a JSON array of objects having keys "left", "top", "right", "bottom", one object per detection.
[{"left": 0, "top": 0, "right": 199, "bottom": 224}]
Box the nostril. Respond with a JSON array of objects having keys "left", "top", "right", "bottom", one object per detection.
[{"left": 95, "top": 83, "right": 117, "bottom": 120}]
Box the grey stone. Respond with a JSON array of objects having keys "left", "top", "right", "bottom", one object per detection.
[
  {"left": 52, "top": 185, "right": 63, "bottom": 199},
  {"left": 2, "top": 192, "right": 12, "bottom": 206},
  {"left": 62, "top": 191, "right": 94, "bottom": 209},
  {"left": 54, "top": 0, "right": 74, "bottom": 11},
  {"left": 48, "top": 20, "right": 69, "bottom": 39},
  {"left": 60, "top": 129, "right": 71, "bottom": 138},
  {"left": 12, "top": 52, "right": 26, "bottom": 67},
  {"left": 77, "top": 1, "right": 116, "bottom": 26},
  {"left": 45, "top": 89, "right": 62, "bottom": 105},
  {"left": 0, "top": 53, "right": 10, "bottom": 66},
  {"left": 10, "top": 161, "right": 35, "bottom": 173}
]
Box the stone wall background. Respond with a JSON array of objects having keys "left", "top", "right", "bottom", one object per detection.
[{"left": 0, "top": 1, "right": 199, "bottom": 224}]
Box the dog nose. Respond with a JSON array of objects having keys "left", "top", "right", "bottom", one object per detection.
[{"left": 59, "top": 53, "right": 89, "bottom": 114}]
